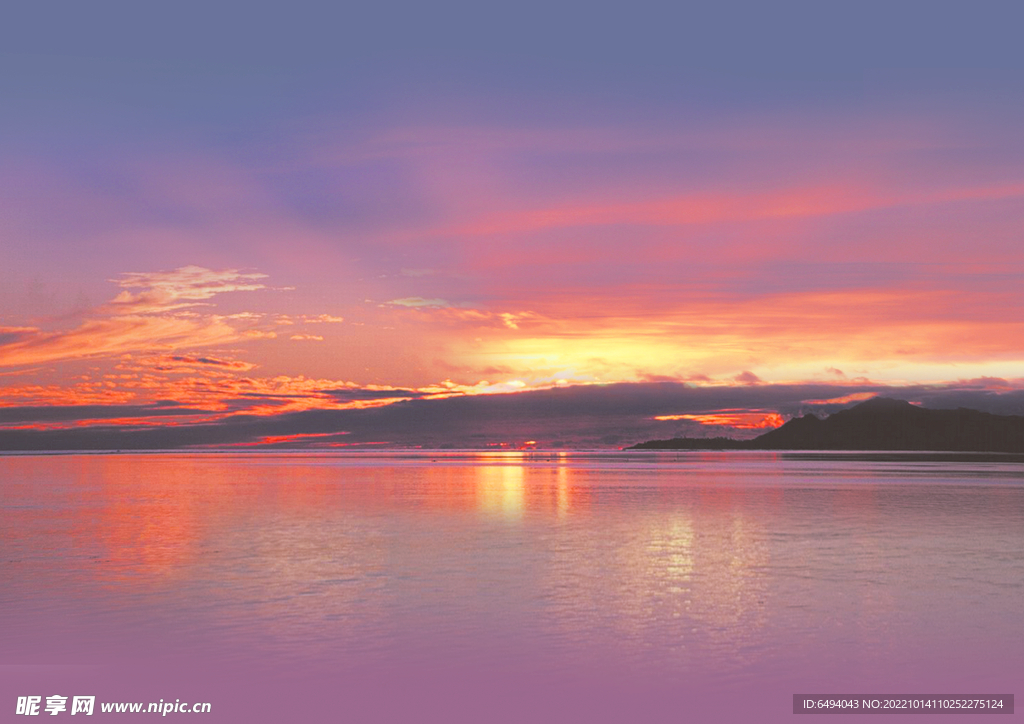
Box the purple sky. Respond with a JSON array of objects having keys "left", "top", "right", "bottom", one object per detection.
[{"left": 3, "top": 1, "right": 1024, "bottom": 447}]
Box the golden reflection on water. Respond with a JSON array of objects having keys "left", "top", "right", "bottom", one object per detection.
[
  {"left": 555, "top": 463, "right": 571, "bottom": 518},
  {"left": 474, "top": 461, "right": 526, "bottom": 518}
]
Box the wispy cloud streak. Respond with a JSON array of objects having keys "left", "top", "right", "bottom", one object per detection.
[{"left": 0, "top": 267, "right": 272, "bottom": 368}]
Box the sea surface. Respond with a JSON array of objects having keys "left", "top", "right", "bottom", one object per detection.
[{"left": 2, "top": 451, "right": 1021, "bottom": 722}]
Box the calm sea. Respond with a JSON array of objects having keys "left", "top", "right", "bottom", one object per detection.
[{"left": 2, "top": 452, "right": 1021, "bottom": 722}]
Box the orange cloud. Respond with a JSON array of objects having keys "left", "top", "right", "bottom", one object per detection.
[
  {"left": 653, "top": 411, "right": 785, "bottom": 429},
  {"left": 0, "top": 267, "right": 280, "bottom": 369},
  {"left": 0, "top": 316, "right": 242, "bottom": 368},
  {"left": 0, "top": 381, "right": 137, "bottom": 406}
]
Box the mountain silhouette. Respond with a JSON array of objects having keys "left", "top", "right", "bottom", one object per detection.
[{"left": 628, "top": 398, "right": 1024, "bottom": 452}]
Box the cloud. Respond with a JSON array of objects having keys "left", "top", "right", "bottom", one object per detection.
[
  {"left": 0, "top": 327, "right": 37, "bottom": 346},
  {"left": 0, "top": 403, "right": 212, "bottom": 425},
  {"left": 438, "top": 182, "right": 1024, "bottom": 241},
  {"left": 305, "top": 315, "right": 344, "bottom": 324},
  {"left": 103, "top": 266, "right": 268, "bottom": 315},
  {"left": 386, "top": 304, "right": 541, "bottom": 332},
  {"left": 243, "top": 432, "right": 354, "bottom": 448},
  {"left": 324, "top": 387, "right": 430, "bottom": 402},
  {"left": 0, "top": 316, "right": 241, "bottom": 368},
  {"left": 275, "top": 314, "right": 345, "bottom": 325},
  {"left": 0, "top": 267, "right": 277, "bottom": 368},
  {"left": 652, "top": 411, "right": 784, "bottom": 429},
  {"left": 6, "top": 380, "right": 1024, "bottom": 451},
  {"left": 386, "top": 297, "right": 451, "bottom": 308},
  {"left": 803, "top": 392, "right": 878, "bottom": 405},
  {"left": 426, "top": 284, "right": 1024, "bottom": 387},
  {"left": 289, "top": 334, "right": 324, "bottom": 341},
  {"left": 115, "top": 265, "right": 268, "bottom": 301},
  {"left": 151, "top": 355, "right": 257, "bottom": 372},
  {"left": 953, "top": 377, "right": 1016, "bottom": 391},
  {"left": 499, "top": 313, "right": 522, "bottom": 330}
]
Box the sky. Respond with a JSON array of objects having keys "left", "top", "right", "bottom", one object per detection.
[{"left": 3, "top": 1, "right": 1024, "bottom": 449}]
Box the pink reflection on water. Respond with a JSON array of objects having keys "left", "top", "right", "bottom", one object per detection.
[{"left": 1, "top": 452, "right": 1021, "bottom": 722}]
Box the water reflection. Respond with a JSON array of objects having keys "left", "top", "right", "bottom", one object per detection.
[
  {"left": 475, "top": 462, "right": 526, "bottom": 518},
  {"left": 90, "top": 456, "right": 207, "bottom": 582},
  {"left": 1, "top": 451, "right": 1021, "bottom": 691}
]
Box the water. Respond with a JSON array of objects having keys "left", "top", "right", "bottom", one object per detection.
[{"left": 2, "top": 452, "right": 1021, "bottom": 721}]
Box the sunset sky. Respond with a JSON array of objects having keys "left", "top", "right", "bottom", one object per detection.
[{"left": 3, "top": 3, "right": 1024, "bottom": 448}]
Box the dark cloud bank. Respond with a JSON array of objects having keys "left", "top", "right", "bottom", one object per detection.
[{"left": 3, "top": 381, "right": 1024, "bottom": 451}]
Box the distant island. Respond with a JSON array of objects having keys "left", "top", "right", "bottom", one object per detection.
[{"left": 627, "top": 397, "right": 1024, "bottom": 452}]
